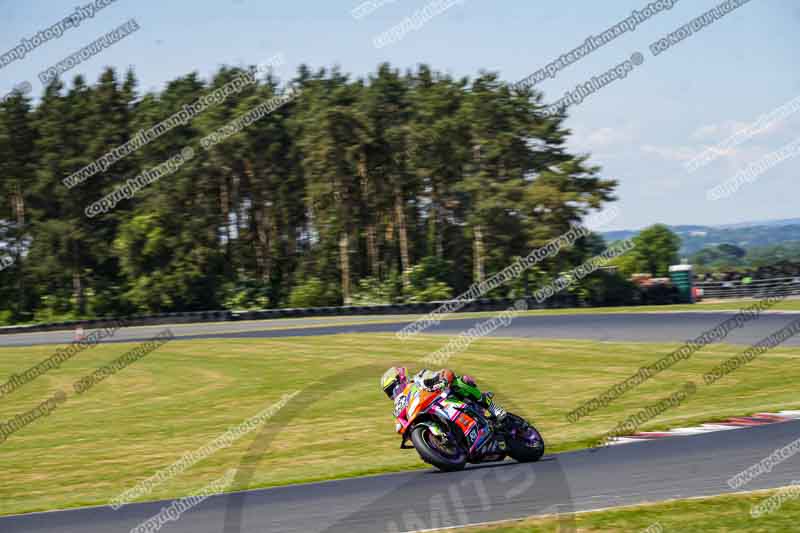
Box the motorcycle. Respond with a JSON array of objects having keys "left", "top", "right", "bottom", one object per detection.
[{"left": 391, "top": 375, "right": 545, "bottom": 472}]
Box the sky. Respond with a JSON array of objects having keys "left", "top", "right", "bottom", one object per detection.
[{"left": 1, "top": 0, "right": 798, "bottom": 231}]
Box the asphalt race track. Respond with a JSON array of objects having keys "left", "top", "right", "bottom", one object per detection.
[
  {"left": 3, "top": 420, "right": 800, "bottom": 532},
  {"left": 3, "top": 311, "right": 800, "bottom": 348}
]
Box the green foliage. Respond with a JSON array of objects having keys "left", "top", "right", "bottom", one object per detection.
[
  {"left": 747, "top": 241, "right": 800, "bottom": 266},
  {"left": 350, "top": 276, "right": 398, "bottom": 305},
  {"left": 351, "top": 261, "right": 457, "bottom": 305},
  {"left": 577, "top": 270, "right": 639, "bottom": 307},
  {"left": 611, "top": 224, "right": 681, "bottom": 277},
  {"left": 114, "top": 213, "right": 223, "bottom": 312},
  {"left": 287, "top": 277, "right": 340, "bottom": 308},
  {"left": 406, "top": 256, "right": 455, "bottom": 302},
  {"left": 691, "top": 244, "right": 747, "bottom": 270},
  {"left": 408, "top": 280, "right": 454, "bottom": 302},
  {"left": 717, "top": 243, "right": 746, "bottom": 259},
  {"left": 220, "top": 277, "right": 271, "bottom": 310},
  {"left": 608, "top": 250, "right": 641, "bottom": 278},
  {"left": 31, "top": 295, "right": 80, "bottom": 323},
  {"left": 638, "top": 283, "right": 680, "bottom": 305}
]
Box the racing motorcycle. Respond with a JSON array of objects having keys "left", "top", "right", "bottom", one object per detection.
[{"left": 391, "top": 375, "right": 545, "bottom": 472}]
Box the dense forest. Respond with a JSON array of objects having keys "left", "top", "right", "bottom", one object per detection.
[{"left": 0, "top": 62, "right": 619, "bottom": 324}]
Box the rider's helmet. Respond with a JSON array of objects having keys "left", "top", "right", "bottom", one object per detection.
[{"left": 381, "top": 367, "right": 408, "bottom": 399}]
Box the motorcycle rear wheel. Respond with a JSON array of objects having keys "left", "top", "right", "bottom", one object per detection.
[
  {"left": 411, "top": 425, "right": 467, "bottom": 472},
  {"left": 504, "top": 413, "right": 545, "bottom": 463}
]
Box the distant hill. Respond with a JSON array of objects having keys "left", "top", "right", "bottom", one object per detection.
[
  {"left": 602, "top": 219, "right": 800, "bottom": 255},
  {"left": 717, "top": 218, "right": 800, "bottom": 229}
]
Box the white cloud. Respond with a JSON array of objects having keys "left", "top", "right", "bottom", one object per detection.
[
  {"left": 689, "top": 120, "right": 749, "bottom": 141},
  {"left": 685, "top": 95, "right": 800, "bottom": 170},
  {"left": 585, "top": 127, "right": 633, "bottom": 147},
  {"left": 640, "top": 144, "right": 695, "bottom": 162},
  {"left": 569, "top": 125, "right": 635, "bottom": 152}
]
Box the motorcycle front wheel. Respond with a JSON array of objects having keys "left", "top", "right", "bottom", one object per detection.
[{"left": 410, "top": 424, "right": 467, "bottom": 472}]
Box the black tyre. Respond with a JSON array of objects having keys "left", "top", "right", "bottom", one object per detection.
[
  {"left": 504, "top": 413, "right": 545, "bottom": 463},
  {"left": 410, "top": 425, "right": 467, "bottom": 472}
]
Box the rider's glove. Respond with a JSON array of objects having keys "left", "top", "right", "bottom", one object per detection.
[{"left": 439, "top": 369, "right": 456, "bottom": 386}]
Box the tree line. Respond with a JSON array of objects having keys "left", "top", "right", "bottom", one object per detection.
[
  {"left": 691, "top": 242, "right": 800, "bottom": 274},
  {"left": 0, "top": 62, "right": 619, "bottom": 324}
]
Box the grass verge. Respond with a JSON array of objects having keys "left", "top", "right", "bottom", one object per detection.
[{"left": 457, "top": 488, "right": 800, "bottom": 532}]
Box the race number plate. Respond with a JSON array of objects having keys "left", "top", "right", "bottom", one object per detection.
[{"left": 393, "top": 395, "right": 409, "bottom": 417}]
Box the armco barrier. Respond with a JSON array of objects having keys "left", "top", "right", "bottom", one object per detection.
[
  {"left": 0, "top": 294, "right": 583, "bottom": 336},
  {"left": 696, "top": 276, "right": 800, "bottom": 300}
]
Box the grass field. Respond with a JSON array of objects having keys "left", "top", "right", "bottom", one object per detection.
[
  {"left": 0, "top": 332, "right": 799, "bottom": 516},
  {"left": 457, "top": 488, "right": 800, "bottom": 532}
]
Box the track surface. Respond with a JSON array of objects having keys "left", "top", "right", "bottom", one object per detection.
[
  {"left": 3, "top": 420, "right": 800, "bottom": 532},
  {"left": 2, "top": 312, "right": 800, "bottom": 348}
]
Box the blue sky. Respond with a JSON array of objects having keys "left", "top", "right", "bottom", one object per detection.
[{"left": 1, "top": 0, "right": 797, "bottom": 230}]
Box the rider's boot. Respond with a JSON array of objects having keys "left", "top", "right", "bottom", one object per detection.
[{"left": 481, "top": 392, "right": 507, "bottom": 424}]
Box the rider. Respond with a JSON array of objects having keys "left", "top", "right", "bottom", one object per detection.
[{"left": 381, "top": 367, "right": 507, "bottom": 421}]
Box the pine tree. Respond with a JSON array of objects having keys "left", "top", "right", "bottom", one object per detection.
[
  {"left": 0, "top": 88, "right": 35, "bottom": 318},
  {"left": 299, "top": 69, "right": 367, "bottom": 304}
]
